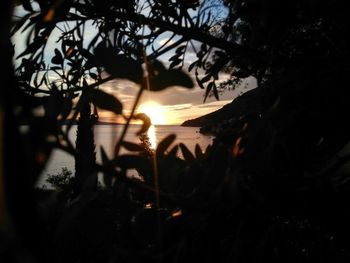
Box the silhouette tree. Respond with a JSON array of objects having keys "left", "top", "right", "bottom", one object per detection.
[
  {"left": 73, "top": 90, "right": 98, "bottom": 196},
  {"left": 4, "top": 1, "right": 350, "bottom": 263}
]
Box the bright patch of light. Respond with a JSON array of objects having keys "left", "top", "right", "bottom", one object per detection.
[
  {"left": 147, "top": 125, "right": 157, "bottom": 149},
  {"left": 158, "top": 38, "right": 175, "bottom": 47},
  {"left": 138, "top": 101, "right": 167, "bottom": 125}
]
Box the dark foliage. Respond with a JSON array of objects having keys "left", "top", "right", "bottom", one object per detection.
[
  {"left": 2, "top": 0, "right": 350, "bottom": 263},
  {"left": 46, "top": 168, "right": 74, "bottom": 191}
]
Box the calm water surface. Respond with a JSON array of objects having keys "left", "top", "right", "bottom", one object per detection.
[{"left": 40, "top": 125, "right": 213, "bottom": 184}]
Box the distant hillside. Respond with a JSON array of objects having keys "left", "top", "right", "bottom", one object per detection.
[{"left": 181, "top": 88, "right": 263, "bottom": 132}]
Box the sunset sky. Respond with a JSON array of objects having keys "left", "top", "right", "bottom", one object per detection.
[
  {"left": 12, "top": 3, "right": 256, "bottom": 125},
  {"left": 99, "top": 75, "right": 256, "bottom": 125}
]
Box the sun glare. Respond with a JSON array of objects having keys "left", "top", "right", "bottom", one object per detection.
[{"left": 138, "top": 101, "right": 167, "bottom": 125}]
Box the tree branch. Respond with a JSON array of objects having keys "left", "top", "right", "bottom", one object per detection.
[{"left": 116, "top": 12, "right": 266, "bottom": 62}]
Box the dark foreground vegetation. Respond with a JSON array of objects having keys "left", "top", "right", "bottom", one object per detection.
[{"left": 2, "top": 0, "right": 350, "bottom": 262}]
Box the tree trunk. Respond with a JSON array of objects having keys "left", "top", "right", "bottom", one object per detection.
[{"left": 73, "top": 98, "right": 98, "bottom": 197}]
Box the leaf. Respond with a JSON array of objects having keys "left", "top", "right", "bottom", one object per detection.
[
  {"left": 33, "top": 72, "right": 47, "bottom": 88},
  {"left": 100, "top": 146, "right": 113, "bottom": 187},
  {"left": 169, "top": 54, "right": 180, "bottom": 62},
  {"left": 195, "top": 74, "right": 206, "bottom": 90},
  {"left": 100, "top": 146, "right": 109, "bottom": 165},
  {"left": 195, "top": 144, "right": 204, "bottom": 159},
  {"left": 181, "top": 0, "right": 200, "bottom": 9},
  {"left": 89, "top": 89, "right": 122, "bottom": 114},
  {"left": 200, "top": 74, "right": 211, "bottom": 84},
  {"left": 94, "top": 42, "right": 116, "bottom": 61},
  {"left": 179, "top": 143, "right": 195, "bottom": 162},
  {"left": 51, "top": 48, "right": 63, "bottom": 65},
  {"left": 169, "top": 58, "right": 182, "bottom": 69},
  {"left": 204, "top": 144, "right": 212, "bottom": 157},
  {"left": 63, "top": 39, "right": 77, "bottom": 48},
  {"left": 204, "top": 82, "right": 213, "bottom": 103},
  {"left": 94, "top": 43, "right": 143, "bottom": 83},
  {"left": 150, "top": 69, "right": 193, "bottom": 91},
  {"left": 167, "top": 145, "right": 179, "bottom": 158},
  {"left": 175, "top": 45, "right": 186, "bottom": 54},
  {"left": 148, "top": 59, "right": 167, "bottom": 75},
  {"left": 188, "top": 60, "right": 197, "bottom": 72},
  {"left": 60, "top": 97, "right": 72, "bottom": 120},
  {"left": 109, "top": 55, "right": 143, "bottom": 83},
  {"left": 156, "top": 134, "right": 176, "bottom": 156},
  {"left": 22, "top": 0, "right": 33, "bottom": 11},
  {"left": 212, "top": 82, "right": 219, "bottom": 100},
  {"left": 121, "top": 141, "right": 146, "bottom": 152},
  {"left": 134, "top": 113, "right": 151, "bottom": 135}
]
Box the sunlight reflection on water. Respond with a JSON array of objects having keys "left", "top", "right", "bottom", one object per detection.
[
  {"left": 39, "top": 125, "right": 213, "bottom": 186},
  {"left": 147, "top": 125, "right": 157, "bottom": 149}
]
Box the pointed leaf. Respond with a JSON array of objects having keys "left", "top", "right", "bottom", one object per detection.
[
  {"left": 63, "top": 39, "right": 77, "bottom": 48},
  {"left": 212, "top": 82, "right": 219, "bottom": 100},
  {"left": 179, "top": 143, "right": 195, "bottom": 162},
  {"left": 175, "top": 45, "right": 186, "bottom": 54},
  {"left": 200, "top": 74, "right": 211, "bottom": 84},
  {"left": 204, "top": 144, "right": 212, "bottom": 159},
  {"left": 156, "top": 134, "right": 176, "bottom": 156},
  {"left": 150, "top": 69, "right": 193, "bottom": 91},
  {"left": 167, "top": 145, "right": 179, "bottom": 158},
  {"left": 169, "top": 54, "right": 180, "bottom": 62},
  {"left": 169, "top": 58, "right": 182, "bottom": 69},
  {"left": 60, "top": 97, "right": 72, "bottom": 120},
  {"left": 204, "top": 82, "right": 213, "bottom": 102},
  {"left": 50, "top": 66, "right": 61, "bottom": 71},
  {"left": 89, "top": 89, "right": 122, "bottom": 115},
  {"left": 121, "top": 141, "right": 146, "bottom": 152},
  {"left": 108, "top": 54, "right": 143, "bottom": 83},
  {"left": 100, "top": 146, "right": 114, "bottom": 187},
  {"left": 196, "top": 73, "right": 206, "bottom": 90},
  {"left": 148, "top": 59, "right": 167, "bottom": 75},
  {"left": 195, "top": 144, "right": 204, "bottom": 159},
  {"left": 94, "top": 43, "right": 143, "bottom": 83},
  {"left": 103, "top": 170, "right": 113, "bottom": 187},
  {"left": 188, "top": 60, "right": 197, "bottom": 72},
  {"left": 100, "top": 146, "right": 109, "bottom": 165}
]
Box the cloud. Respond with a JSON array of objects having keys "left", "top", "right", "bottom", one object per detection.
[
  {"left": 158, "top": 38, "right": 175, "bottom": 47},
  {"left": 164, "top": 103, "right": 193, "bottom": 111},
  {"left": 196, "top": 101, "right": 231, "bottom": 109}
]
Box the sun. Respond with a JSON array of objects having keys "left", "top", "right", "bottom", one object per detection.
[{"left": 138, "top": 101, "right": 167, "bottom": 125}]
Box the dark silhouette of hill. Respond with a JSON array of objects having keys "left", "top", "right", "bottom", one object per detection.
[{"left": 181, "top": 88, "right": 263, "bottom": 133}]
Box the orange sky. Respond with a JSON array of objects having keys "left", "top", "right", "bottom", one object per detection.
[{"left": 97, "top": 76, "right": 256, "bottom": 125}]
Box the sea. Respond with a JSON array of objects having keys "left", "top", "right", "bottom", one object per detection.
[{"left": 39, "top": 124, "right": 213, "bottom": 186}]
